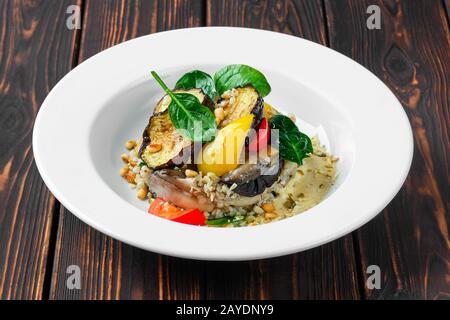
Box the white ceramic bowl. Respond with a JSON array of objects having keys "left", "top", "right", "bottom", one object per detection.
[{"left": 33, "top": 27, "right": 413, "bottom": 260}]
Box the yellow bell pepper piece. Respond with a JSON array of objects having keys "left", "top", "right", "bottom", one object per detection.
[{"left": 198, "top": 114, "right": 254, "bottom": 177}]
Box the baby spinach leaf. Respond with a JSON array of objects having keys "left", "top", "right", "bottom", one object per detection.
[
  {"left": 214, "top": 64, "right": 271, "bottom": 97},
  {"left": 175, "top": 70, "right": 217, "bottom": 100},
  {"left": 168, "top": 93, "right": 216, "bottom": 142},
  {"left": 151, "top": 71, "right": 216, "bottom": 142},
  {"left": 269, "top": 115, "right": 313, "bottom": 165}
]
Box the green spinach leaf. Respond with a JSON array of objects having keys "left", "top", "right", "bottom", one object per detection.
[
  {"left": 214, "top": 64, "right": 271, "bottom": 97},
  {"left": 175, "top": 70, "right": 217, "bottom": 100},
  {"left": 269, "top": 115, "right": 313, "bottom": 165},
  {"left": 168, "top": 93, "right": 216, "bottom": 142},
  {"left": 151, "top": 71, "right": 216, "bottom": 142}
]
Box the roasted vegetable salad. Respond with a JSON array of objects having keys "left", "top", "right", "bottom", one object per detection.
[{"left": 120, "top": 65, "right": 337, "bottom": 227}]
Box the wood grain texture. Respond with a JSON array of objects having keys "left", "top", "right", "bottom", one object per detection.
[
  {"left": 204, "top": 236, "right": 359, "bottom": 299},
  {"left": 206, "top": 0, "right": 360, "bottom": 300},
  {"left": 31, "top": 0, "right": 449, "bottom": 300},
  {"left": 444, "top": 0, "right": 450, "bottom": 23},
  {"left": 49, "top": 0, "right": 206, "bottom": 300},
  {"left": 78, "top": 0, "right": 204, "bottom": 62},
  {"left": 325, "top": 0, "right": 450, "bottom": 299},
  {"left": 207, "top": 0, "right": 327, "bottom": 43},
  {"left": 0, "top": 0, "right": 80, "bottom": 299}
]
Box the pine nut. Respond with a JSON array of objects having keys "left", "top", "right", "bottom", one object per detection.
[
  {"left": 253, "top": 205, "right": 264, "bottom": 215},
  {"left": 126, "top": 172, "right": 136, "bottom": 184},
  {"left": 288, "top": 114, "right": 296, "bottom": 122},
  {"left": 261, "top": 203, "right": 275, "bottom": 213},
  {"left": 146, "top": 143, "right": 162, "bottom": 153},
  {"left": 185, "top": 169, "right": 198, "bottom": 178},
  {"left": 125, "top": 140, "right": 136, "bottom": 150},
  {"left": 121, "top": 153, "right": 129, "bottom": 163},
  {"left": 264, "top": 212, "right": 278, "bottom": 219},
  {"left": 137, "top": 186, "right": 148, "bottom": 200},
  {"left": 119, "top": 166, "right": 129, "bottom": 177}
]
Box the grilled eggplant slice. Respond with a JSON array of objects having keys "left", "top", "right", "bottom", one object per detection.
[
  {"left": 138, "top": 88, "right": 214, "bottom": 169},
  {"left": 222, "top": 147, "right": 282, "bottom": 197},
  {"left": 218, "top": 85, "right": 263, "bottom": 129},
  {"left": 139, "top": 111, "right": 192, "bottom": 169}
]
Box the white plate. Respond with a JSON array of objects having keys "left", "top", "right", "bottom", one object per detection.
[{"left": 33, "top": 27, "right": 413, "bottom": 261}]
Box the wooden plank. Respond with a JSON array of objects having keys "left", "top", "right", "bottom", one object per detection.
[
  {"left": 49, "top": 0, "right": 205, "bottom": 300},
  {"left": 0, "top": 0, "right": 81, "bottom": 299},
  {"left": 445, "top": 0, "right": 450, "bottom": 23},
  {"left": 206, "top": 0, "right": 360, "bottom": 299},
  {"left": 324, "top": 0, "right": 450, "bottom": 299}
]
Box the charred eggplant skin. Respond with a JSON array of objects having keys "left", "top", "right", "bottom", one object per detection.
[
  {"left": 251, "top": 96, "right": 264, "bottom": 130},
  {"left": 222, "top": 156, "right": 283, "bottom": 197},
  {"left": 231, "top": 165, "right": 281, "bottom": 196},
  {"left": 138, "top": 110, "right": 192, "bottom": 169},
  {"left": 201, "top": 94, "right": 215, "bottom": 111},
  {"left": 247, "top": 96, "right": 264, "bottom": 145},
  {"left": 250, "top": 95, "right": 264, "bottom": 130},
  {"left": 138, "top": 88, "right": 214, "bottom": 169},
  {"left": 138, "top": 122, "right": 151, "bottom": 161}
]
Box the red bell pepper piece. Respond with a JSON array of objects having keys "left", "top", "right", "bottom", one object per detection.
[
  {"left": 248, "top": 118, "right": 270, "bottom": 152},
  {"left": 170, "top": 209, "right": 206, "bottom": 225},
  {"left": 148, "top": 197, "right": 206, "bottom": 226}
]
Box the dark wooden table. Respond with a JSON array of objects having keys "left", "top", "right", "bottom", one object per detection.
[{"left": 0, "top": 0, "right": 448, "bottom": 300}]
